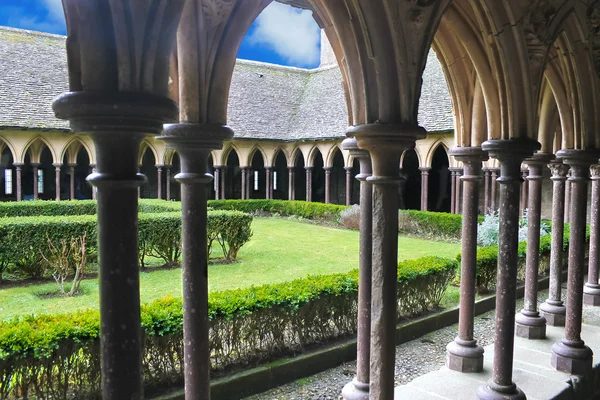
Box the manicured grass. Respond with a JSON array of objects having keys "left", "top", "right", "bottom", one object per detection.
[{"left": 0, "top": 217, "right": 461, "bottom": 320}]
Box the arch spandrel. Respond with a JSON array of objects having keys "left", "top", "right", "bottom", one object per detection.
[{"left": 21, "top": 136, "right": 58, "bottom": 164}]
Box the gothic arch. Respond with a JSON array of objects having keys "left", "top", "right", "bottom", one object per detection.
[
  {"left": 271, "top": 147, "right": 291, "bottom": 167},
  {"left": 139, "top": 140, "right": 160, "bottom": 166},
  {"left": 247, "top": 145, "right": 268, "bottom": 167},
  {"left": 21, "top": 136, "right": 58, "bottom": 164},
  {"left": 0, "top": 135, "right": 17, "bottom": 163},
  {"left": 325, "top": 145, "right": 343, "bottom": 168},
  {"left": 220, "top": 143, "right": 242, "bottom": 167},
  {"left": 59, "top": 137, "right": 93, "bottom": 166},
  {"left": 425, "top": 141, "right": 450, "bottom": 170}
]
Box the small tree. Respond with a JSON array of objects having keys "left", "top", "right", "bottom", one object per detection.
[{"left": 41, "top": 233, "right": 87, "bottom": 296}]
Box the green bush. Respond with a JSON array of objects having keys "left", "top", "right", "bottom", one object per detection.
[
  {"left": 208, "top": 199, "right": 346, "bottom": 221},
  {"left": 207, "top": 211, "right": 253, "bottom": 261},
  {"left": 398, "top": 210, "right": 466, "bottom": 241},
  {"left": 0, "top": 256, "right": 456, "bottom": 398}
]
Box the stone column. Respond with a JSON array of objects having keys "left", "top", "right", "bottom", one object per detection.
[
  {"left": 515, "top": 153, "right": 554, "bottom": 339},
  {"left": 305, "top": 167, "right": 313, "bottom": 202},
  {"left": 455, "top": 168, "right": 463, "bottom": 214},
  {"left": 288, "top": 166, "right": 295, "bottom": 200},
  {"left": 477, "top": 138, "right": 539, "bottom": 400},
  {"left": 420, "top": 167, "right": 431, "bottom": 211},
  {"left": 584, "top": 165, "right": 600, "bottom": 306},
  {"left": 345, "top": 166, "right": 353, "bottom": 206},
  {"left": 324, "top": 167, "right": 332, "bottom": 204},
  {"left": 213, "top": 166, "right": 221, "bottom": 200},
  {"left": 265, "top": 167, "right": 273, "bottom": 200},
  {"left": 564, "top": 173, "right": 571, "bottom": 223},
  {"left": 53, "top": 163, "right": 61, "bottom": 201},
  {"left": 241, "top": 167, "right": 247, "bottom": 200},
  {"left": 14, "top": 163, "right": 23, "bottom": 202},
  {"left": 551, "top": 150, "right": 597, "bottom": 376},
  {"left": 450, "top": 170, "right": 457, "bottom": 214},
  {"left": 446, "top": 147, "right": 487, "bottom": 373},
  {"left": 159, "top": 124, "right": 233, "bottom": 400},
  {"left": 520, "top": 168, "right": 529, "bottom": 216},
  {"left": 540, "top": 161, "right": 569, "bottom": 326},
  {"left": 32, "top": 163, "right": 40, "bottom": 200},
  {"left": 157, "top": 165, "right": 163, "bottom": 200},
  {"left": 166, "top": 166, "right": 172, "bottom": 201},
  {"left": 341, "top": 139, "right": 372, "bottom": 400},
  {"left": 483, "top": 168, "right": 491, "bottom": 214},
  {"left": 350, "top": 124, "right": 425, "bottom": 400},
  {"left": 90, "top": 164, "right": 97, "bottom": 200},
  {"left": 490, "top": 168, "right": 499, "bottom": 212},
  {"left": 68, "top": 163, "right": 76, "bottom": 200}
]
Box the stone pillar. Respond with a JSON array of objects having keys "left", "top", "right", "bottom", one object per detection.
[
  {"left": 157, "top": 166, "right": 163, "bottom": 200},
  {"left": 53, "top": 163, "right": 61, "bottom": 201},
  {"left": 32, "top": 163, "right": 40, "bottom": 200},
  {"left": 341, "top": 139, "right": 372, "bottom": 400},
  {"left": 265, "top": 167, "right": 272, "bottom": 199},
  {"left": 166, "top": 166, "right": 172, "bottom": 201},
  {"left": 14, "top": 163, "right": 23, "bottom": 202},
  {"left": 305, "top": 167, "right": 313, "bottom": 202},
  {"left": 324, "top": 167, "right": 332, "bottom": 204},
  {"left": 483, "top": 168, "right": 491, "bottom": 214},
  {"left": 564, "top": 173, "right": 571, "bottom": 223},
  {"left": 90, "top": 164, "right": 97, "bottom": 200},
  {"left": 515, "top": 153, "right": 554, "bottom": 339},
  {"left": 455, "top": 168, "right": 463, "bottom": 214},
  {"left": 490, "top": 168, "right": 499, "bottom": 212},
  {"left": 345, "top": 166, "right": 353, "bottom": 206},
  {"left": 350, "top": 124, "right": 425, "bottom": 400},
  {"left": 68, "top": 163, "right": 76, "bottom": 200},
  {"left": 551, "top": 150, "right": 597, "bottom": 376},
  {"left": 288, "top": 166, "right": 295, "bottom": 200},
  {"left": 520, "top": 168, "right": 529, "bottom": 216},
  {"left": 540, "top": 161, "right": 569, "bottom": 326},
  {"left": 446, "top": 148, "right": 487, "bottom": 373},
  {"left": 450, "top": 170, "right": 457, "bottom": 214},
  {"left": 213, "top": 167, "right": 221, "bottom": 200},
  {"left": 476, "top": 138, "right": 539, "bottom": 400},
  {"left": 241, "top": 167, "right": 247, "bottom": 200},
  {"left": 159, "top": 124, "right": 233, "bottom": 400},
  {"left": 420, "top": 167, "right": 431, "bottom": 211},
  {"left": 584, "top": 165, "right": 600, "bottom": 306}
]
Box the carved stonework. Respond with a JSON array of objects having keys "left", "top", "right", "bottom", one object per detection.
[
  {"left": 549, "top": 162, "right": 569, "bottom": 179},
  {"left": 202, "top": 0, "right": 236, "bottom": 29},
  {"left": 591, "top": 164, "right": 600, "bottom": 179},
  {"left": 588, "top": 1, "right": 600, "bottom": 76},
  {"left": 522, "top": 0, "right": 568, "bottom": 72}
]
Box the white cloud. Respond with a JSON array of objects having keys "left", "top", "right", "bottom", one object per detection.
[
  {"left": 41, "top": 0, "right": 65, "bottom": 23},
  {"left": 247, "top": 3, "right": 320, "bottom": 67},
  {"left": 5, "top": 0, "right": 65, "bottom": 34}
]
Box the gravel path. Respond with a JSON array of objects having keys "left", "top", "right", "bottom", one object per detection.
[{"left": 244, "top": 286, "right": 561, "bottom": 400}]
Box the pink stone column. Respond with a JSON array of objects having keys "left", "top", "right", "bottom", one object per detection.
[
  {"left": 53, "top": 163, "right": 62, "bottom": 201},
  {"left": 564, "top": 173, "right": 571, "bottom": 223},
  {"left": 450, "top": 170, "right": 457, "bottom": 214},
  {"left": 157, "top": 165, "right": 163, "bottom": 199},
  {"left": 455, "top": 168, "right": 463, "bottom": 214},
  {"left": 420, "top": 167, "right": 431, "bottom": 211},
  {"left": 165, "top": 166, "right": 171, "bottom": 201},
  {"left": 324, "top": 167, "right": 332, "bottom": 204},
  {"left": 14, "top": 163, "right": 23, "bottom": 202},
  {"left": 584, "top": 165, "right": 600, "bottom": 305},
  {"left": 483, "top": 168, "right": 490, "bottom": 214},
  {"left": 490, "top": 168, "right": 499, "bottom": 212},
  {"left": 32, "top": 163, "right": 40, "bottom": 200},
  {"left": 288, "top": 166, "right": 295, "bottom": 200},
  {"left": 345, "top": 166, "right": 353, "bottom": 206},
  {"left": 241, "top": 168, "right": 247, "bottom": 200},
  {"left": 69, "top": 163, "right": 76, "bottom": 200},
  {"left": 265, "top": 167, "right": 272, "bottom": 200},
  {"left": 305, "top": 167, "right": 313, "bottom": 202},
  {"left": 520, "top": 168, "right": 529, "bottom": 217}
]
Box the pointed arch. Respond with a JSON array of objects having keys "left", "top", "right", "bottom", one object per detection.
[
  {"left": 247, "top": 145, "right": 268, "bottom": 167},
  {"left": 425, "top": 140, "right": 450, "bottom": 168},
  {"left": 60, "top": 136, "right": 93, "bottom": 166},
  {"left": 139, "top": 140, "right": 159, "bottom": 166},
  {"left": 271, "top": 147, "right": 291, "bottom": 167},
  {"left": 0, "top": 135, "right": 17, "bottom": 163},
  {"left": 21, "top": 136, "right": 58, "bottom": 164},
  {"left": 306, "top": 145, "right": 323, "bottom": 168},
  {"left": 221, "top": 143, "right": 242, "bottom": 166},
  {"left": 325, "top": 145, "right": 344, "bottom": 168}
]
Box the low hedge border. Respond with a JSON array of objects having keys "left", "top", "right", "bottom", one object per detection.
[
  {"left": 0, "top": 256, "right": 457, "bottom": 399},
  {"left": 208, "top": 200, "right": 346, "bottom": 221}
]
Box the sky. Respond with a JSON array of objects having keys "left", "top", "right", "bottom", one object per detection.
[{"left": 0, "top": 0, "right": 322, "bottom": 69}]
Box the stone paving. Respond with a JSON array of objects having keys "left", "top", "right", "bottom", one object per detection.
[{"left": 244, "top": 288, "right": 556, "bottom": 400}]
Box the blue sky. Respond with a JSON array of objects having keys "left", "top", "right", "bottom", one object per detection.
[{"left": 0, "top": 0, "right": 321, "bottom": 68}]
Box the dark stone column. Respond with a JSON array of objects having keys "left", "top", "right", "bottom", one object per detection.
[
  {"left": 213, "top": 166, "right": 221, "bottom": 200},
  {"left": 69, "top": 163, "right": 76, "bottom": 200},
  {"left": 90, "top": 164, "right": 97, "bottom": 200},
  {"left": 350, "top": 124, "right": 425, "bottom": 400},
  {"left": 53, "top": 163, "right": 61, "bottom": 201},
  {"left": 540, "top": 161, "right": 569, "bottom": 326},
  {"left": 166, "top": 166, "right": 172, "bottom": 201},
  {"left": 14, "top": 163, "right": 23, "bottom": 202},
  {"left": 564, "top": 173, "right": 571, "bottom": 223},
  {"left": 483, "top": 168, "right": 490, "bottom": 214},
  {"left": 551, "top": 149, "right": 597, "bottom": 376},
  {"left": 520, "top": 168, "right": 529, "bottom": 216},
  {"left": 32, "top": 162, "right": 40, "bottom": 200},
  {"left": 450, "top": 169, "right": 457, "bottom": 214},
  {"left": 157, "top": 165, "right": 163, "bottom": 200},
  {"left": 446, "top": 147, "right": 488, "bottom": 373},
  {"left": 477, "top": 138, "right": 539, "bottom": 400},
  {"left": 420, "top": 167, "right": 431, "bottom": 211},
  {"left": 341, "top": 139, "right": 372, "bottom": 400},
  {"left": 265, "top": 167, "right": 273, "bottom": 200},
  {"left": 305, "top": 167, "right": 313, "bottom": 202},
  {"left": 515, "top": 153, "right": 554, "bottom": 339},
  {"left": 54, "top": 92, "right": 178, "bottom": 399},
  {"left": 241, "top": 167, "right": 247, "bottom": 200},
  {"left": 345, "top": 166, "right": 353, "bottom": 206},
  {"left": 288, "top": 166, "right": 295, "bottom": 200},
  {"left": 584, "top": 165, "right": 600, "bottom": 306},
  {"left": 159, "top": 124, "right": 233, "bottom": 400},
  {"left": 325, "top": 167, "right": 332, "bottom": 204},
  {"left": 490, "top": 168, "right": 499, "bottom": 212}
]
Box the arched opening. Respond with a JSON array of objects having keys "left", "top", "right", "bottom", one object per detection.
[
  {"left": 273, "top": 151, "right": 288, "bottom": 200},
  {"left": 330, "top": 149, "right": 346, "bottom": 205},
  {"left": 60, "top": 143, "right": 92, "bottom": 200},
  {"left": 400, "top": 149, "right": 421, "bottom": 210},
  {"left": 140, "top": 147, "right": 158, "bottom": 199},
  {"left": 169, "top": 152, "right": 181, "bottom": 201},
  {"left": 293, "top": 151, "right": 306, "bottom": 200},
  {"left": 250, "top": 150, "right": 266, "bottom": 199},
  {"left": 428, "top": 145, "right": 451, "bottom": 212},
  {"left": 74, "top": 148, "right": 92, "bottom": 200},
  {"left": 24, "top": 142, "right": 55, "bottom": 201},
  {"left": 0, "top": 145, "right": 15, "bottom": 201},
  {"left": 312, "top": 150, "right": 325, "bottom": 203},
  {"left": 225, "top": 150, "right": 241, "bottom": 199},
  {"left": 350, "top": 158, "right": 360, "bottom": 205}
]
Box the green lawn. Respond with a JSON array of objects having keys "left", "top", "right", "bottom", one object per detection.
[{"left": 0, "top": 217, "right": 461, "bottom": 320}]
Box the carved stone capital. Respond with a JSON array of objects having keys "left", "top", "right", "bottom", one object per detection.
[{"left": 548, "top": 161, "right": 569, "bottom": 181}]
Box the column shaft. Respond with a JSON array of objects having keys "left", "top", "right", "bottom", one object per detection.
[
  {"left": 306, "top": 167, "right": 312, "bottom": 202},
  {"left": 15, "top": 163, "right": 23, "bottom": 202},
  {"left": 265, "top": 167, "right": 272, "bottom": 199},
  {"left": 53, "top": 163, "right": 61, "bottom": 201},
  {"left": 241, "top": 168, "right": 247, "bottom": 200},
  {"left": 345, "top": 167, "right": 353, "bottom": 206},
  {"left": 450, "top": 171, "right": 457, "bottom": 214},
  {"left": 420, "top": 167, "right": 430, "bottom": 211},
  {"left": 288, "top": 167, "right": 295, "bottom": 200},
  {"left": 483, "top": 169, "right": 490, "bottom": 213},
  {"left": 564, "top": 175, "right": 571, "bottom": 223},
  {"left": 455, "top": 169, "right": 463, "bottom": 214},
  {"left": 69, "top": 164, "right": 76, "bottom": 200},
  {"left": 584, "top": 165, "right": 600, "bottom": 305},
  {"left": 490, "top": 168, "right": 499, "bottom": 212},
  {"left": 157, "top": 166, "right": 163, "bottom": 200},
  {"left": 166, "top": 167, "right": 171, "bottom": 201},
  {"left": 213, "top": 167, "right": 221, "bottom": 200},
  {"left": 325, "top": 167, "right": 332, "bottom": 204},
  {"left": 220, "top": 167, "right": 226, "bottom": 200}
]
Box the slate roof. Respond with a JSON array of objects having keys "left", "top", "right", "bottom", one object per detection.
[{"left": 0, "top": 26, "right": 454, "bottom": 140}]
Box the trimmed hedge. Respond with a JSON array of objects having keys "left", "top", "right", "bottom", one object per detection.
[
  {"left": 398, "top": 210, "right": 472, "bottom": 241},
  {"left": 208, "top": 199, "right": 346, "bottom": 221},
  {"left": 0, "top": 256, "right": 457, "bottom": 398}
]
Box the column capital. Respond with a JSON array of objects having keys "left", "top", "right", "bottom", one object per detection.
[
  {"left": 265, "top": 166, "right": 273, "bottom": 171},
  {"left": 482, "top": 139, "right": 540, "bottom": 182},
  {"left": 591, "top": 164, "right": 600, "bottom": 179},
  {"left": 68, "top": 163, "right": 77, "bottom": 168},
  {"left": 159, "top": 123, "right": 233, "bottom": 153},
  {"left": 548, "top": 161, "right": 569, "bottom": 181},
  {"left": 342, "top": 137, "right": 371, "bottom": 161},
  {"left": 556, "top": 149, "right": 599, "bottom": 169},
  {"left": 344, "top": 166, "right": 353, "bottom": 172},
  {"left": 304, "top": 166, "right": 313, "bottom": 171},
  {"left": 419, "top": 166, "right": 432, "bottom": 172},
  {"left": 525, "top": 153, "right": 555, "bottom": 180},
  {"left": 287, "top": 166, "right": 295, "bottom": 171},
  {"left": 449, "top": 146, "right": 489, "bottom": 163},
  {"left": 13, "top": 162, "right": 24, "bottom": 168},
  {"left": 324, "top": 167, "right": 332, "bottom": 173},
  {"left": 52, "top": 163, "right": 62, "bottom": 169},
  {"left": 30, "top": 162, "right": 41, "bottom": 168}
]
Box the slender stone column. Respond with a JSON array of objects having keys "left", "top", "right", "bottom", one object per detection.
[
  {"left": 341, "top": 139, "right": 373, "bottom": 400},
  {"left": 288, "top": 166, "right": 295, "bottom": 200},
  {"left": 325, "top": 167, "right": 332, "bottom": 204},
  {"left": 515, "top": 153, "right": 554, "bottom": 339},
  {"left": 241, "top": 167, "right": 247, "bottom": 200},
  {"left": 90, "top": 164, "right": 97, "bottom": 200},
  {"left": 68, "top": 163, "right": 76, "bottom": 200},
  {"left": 220, "top": 166, "right": 226, "bottom": 200},
  {"left": 32, "top": 163, "right": 40, "bottom": 200},
  {"left": 483, "top": 168, "right": 490, "bottom": 214},
  {"left": 345, "top": 166, "right": 353, "bottom": 206},
  {"left": 490, "top": 168, "right": 499, "bottom": 212},
  {"left": 455, "top": 168, "right": 463, "bottom": 214},
  {"left": 477, "top": 138, "right": 539, "bottom": 400},
  {"left": 157, "top": 165, "right": 163, "bottom": 200},
  {"left": 446, "top": 147, "right": 488, "bottom": 373},
  {"left": 450, "top": 170, "right": 457, "bottom": 214},
  {"left": 350, "top": 124, "right": 425, "bottom": 400},
  {"left": 584, "top": 165, "right": 600, "bottom": 306},
  {"left": 520, "top": 169, "right": 529, "bottom": 216},
  {"left": 305, "top": 167, "right": 313, "bottom": 202},
  {"left": 551, "top": 149, "right": 597, "bottom": 376},
  {"left": 213, "top": 166, "right": 221, "bottom": 200},
  {"left": 166, "top": 166, "right": 172, "bottom": 201},
  {"left": 246, "top": 167, "right": 252, "bottom": 199},
  {"left": 159, "top": 124, "right": 233, "bottom": 400},
  {"left": 420, "top": 167, "right": 431, "bottom": 211},
  {"left": 265, "top": 167, "right": 273, "bottom": 199},
  {"left": 540, "top": 161, "right": 569, "bottom": 326},
  {"left": 14, "top": 163, "right": 23, "bottom": 202},
  {"left": 564, "top": 173, "right": 571, "bottom": 223},
  {"left": 53, "top": 163, "right": 61, "bottom": 201}
]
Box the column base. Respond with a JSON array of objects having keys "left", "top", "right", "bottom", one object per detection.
[
  {"left": 477, "top": 381, "right": 525, "bottom": 400},
  {"left": 583, "top": 284, "right": 600, "bottom": 306},
  {"left": 341, "top": 378, "right": 369, "bottom": 400},
  {"left": 446, "top": 339, "right": 484, "bottom": 373},
  {"left": 551, "top": 340, "right": 593, "bottom": 376},
  {"left": 539, "top": 301, "right": 566, "bottom": 326},
  {"left": 515, "top": 311, "right": 546, "bottom": 339}
]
